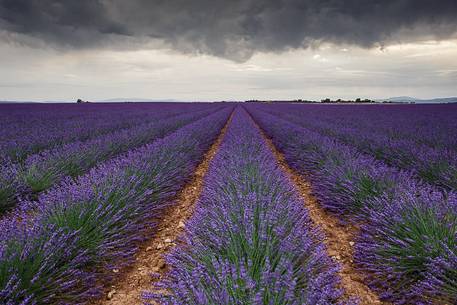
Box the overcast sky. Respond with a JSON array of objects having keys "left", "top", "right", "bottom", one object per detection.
[{"left": 1, "top": 0, "right": 457, "bottom": 102}]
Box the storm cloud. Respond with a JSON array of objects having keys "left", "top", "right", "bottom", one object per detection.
[{"left": 1, "top": 0, "right": 457, "bottom": 61}]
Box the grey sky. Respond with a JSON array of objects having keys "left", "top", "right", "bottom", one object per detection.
[{"left": 1, "top": 0, "right": 457, "bottom": 101}]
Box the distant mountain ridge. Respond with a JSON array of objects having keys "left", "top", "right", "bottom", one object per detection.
[
  {"left": 98, "top": 98, "right": 181, "bottom": 103},
  {"left": 380, "top": 96, "right": 457, "bottom": 103},
  {"left": 0, "top": 100, "right": 40, "bottom": 104},
  {"left": 382, "top": 96, "right": 419, "bottom": 102}
]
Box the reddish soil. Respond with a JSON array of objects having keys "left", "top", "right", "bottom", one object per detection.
[
  {"left": 250, "top": 116, "right": 389, "bottom": 305},
  {"left": 91, "top": 112, "right": 233, "bottom": 305}
]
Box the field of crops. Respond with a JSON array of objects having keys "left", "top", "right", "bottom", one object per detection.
[{"left": 0, "top": 102, "right": 456, "bottom": 305}]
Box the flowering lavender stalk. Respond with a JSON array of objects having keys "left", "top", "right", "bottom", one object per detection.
[
  {"left": 146, "top": 107, "right": 343, "bottom": 305},
  {"left": 0, "top": 159, "right": 27, "bottom": 213},
  {"left": 0, "top": 106, "right": 232, "bottom": 305}
]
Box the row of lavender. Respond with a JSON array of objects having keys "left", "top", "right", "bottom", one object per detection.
[
  {"left": 263, "top": 104, "right": 457, "bottom": 153},
  {"left": 246, "top": 105, "right": 457, "bottom": 304},
  {"left": 260, "top": 104, "right": 457, "bottom": 191},
  {"left": 0, "top": 106, "right": 220, "bottom": 214},
  {"left": 0, "top": 103, "right": 210, "bottom": 163},
  {"left": 0, "top": 106, "right": 232, "bottom": 304},
  {"left": 147, "top": 107, "right": 346, "bottom": 304}
]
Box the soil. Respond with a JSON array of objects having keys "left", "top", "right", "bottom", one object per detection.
[
  {"left": 90, "top": 111, "right": 233, "bottom": 305},
  {"left": 249, "top": 113, "right": 389, "bottom": 305}
]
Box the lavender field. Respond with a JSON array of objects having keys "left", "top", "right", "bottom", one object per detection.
[{"left": 0, "top": 102, "right": 456, "bottom": 305}]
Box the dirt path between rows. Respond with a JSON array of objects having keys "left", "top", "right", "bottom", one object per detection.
[
  {"left": 248, "top": 112, "right": 388, "bottom": 305},
  {"left": 91, "top": 111, "right": 233, "bottom": 305}
]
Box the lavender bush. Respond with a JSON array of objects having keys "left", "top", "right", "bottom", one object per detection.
[
  {"left": 0, "top": 219, "right": 97, "bottom": 304},
  {"left": 0, "top": 160, "right": 26, "bottom": 213},
  {"left": 356, "top": 190, "right": 457, "bottom": 304}
]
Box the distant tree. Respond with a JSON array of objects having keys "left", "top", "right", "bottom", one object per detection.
[{"left": 76, "top": 99, "right": 92, "bottom": 103}]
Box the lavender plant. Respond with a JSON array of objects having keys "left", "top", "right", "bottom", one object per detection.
[
  {"left": 0, "top": 220, "right": 97, "bottom": 304},
  {"left": 0, "top": 160, "right": 26, "bottom": 213},
  {"left": 356, "top": 190, "right": 457, "bottom": 304}
]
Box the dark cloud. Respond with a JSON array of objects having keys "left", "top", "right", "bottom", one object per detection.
[
  {"left": 0, "top": 0, "right": 129, "bottom": 46},
  {"left": 1, "top": 0, "right": 457, "bottom": 60}
]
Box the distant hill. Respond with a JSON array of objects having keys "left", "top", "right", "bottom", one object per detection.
[
  {"left": 98, "top": 98, "right": 181, "bottom": 103},
  {"left": 382, "top": 96, "right": 419, "bottom": 103},
  {"left": 0, "top": 100, "right": 40, "bottom": 104},
  {"left": 423, "top": 97, "right": 457, "bottom": 104},
  {"left": 379, "top": 96, "right": 457, "bottom": 104}
]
